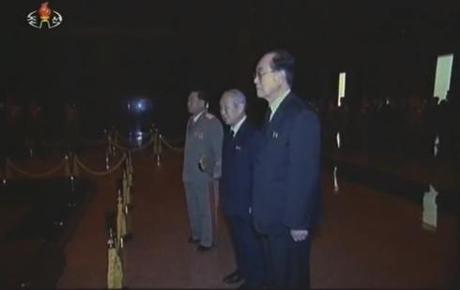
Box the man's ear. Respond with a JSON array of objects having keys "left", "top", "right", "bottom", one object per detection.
[{"left": 276, "top": 70, "right": 286, "bottom": 84}]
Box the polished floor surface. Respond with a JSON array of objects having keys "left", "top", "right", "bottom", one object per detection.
[{"left": 55, "top": 148, "right": 459, "bottom": 289}]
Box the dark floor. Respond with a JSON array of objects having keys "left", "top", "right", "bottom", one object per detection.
[{"left": 50, "top": 145, "right": 460, "bottom": 289}]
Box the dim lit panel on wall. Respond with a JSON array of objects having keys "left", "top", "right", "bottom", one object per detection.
[
  {"left": 338, "top": 72, "right": 346, "bottom": 107},
  {"left": 433, "top": 54, "right": 454, "bottom": 103}
]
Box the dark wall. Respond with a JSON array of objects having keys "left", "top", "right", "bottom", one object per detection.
[{"left": 2, "top": 0, "right": 459, "bottom": 136}]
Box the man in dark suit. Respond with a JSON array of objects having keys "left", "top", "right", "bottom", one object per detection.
[
  {"left": 219, "top": 89, "right": 265, "bottom": 289},
  {"left": 252, "top": 50, "right": 322, "bottom": 289}
]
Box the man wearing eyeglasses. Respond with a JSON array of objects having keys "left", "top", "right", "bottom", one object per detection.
[{"left": 252, "top": 50, "right": 322, "bottom": 289}]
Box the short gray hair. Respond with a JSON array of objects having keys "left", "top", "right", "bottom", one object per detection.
[{"left": 223, "top": 89, "right": 246, "bottom": 107}]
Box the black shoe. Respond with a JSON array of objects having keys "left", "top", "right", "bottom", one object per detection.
[
  {"left": 188, "top": 236, "right": 200, "bottom": 244},
  {"left": 223, "top": 270, "right": 243, "bottom": 284},
  {"left": 196, "top": 245, "right": 213, "bottom": 252}
]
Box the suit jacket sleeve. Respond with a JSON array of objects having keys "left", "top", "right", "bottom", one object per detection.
[{"left": 283, "top": 109, "right": 321, "bottom": 230}]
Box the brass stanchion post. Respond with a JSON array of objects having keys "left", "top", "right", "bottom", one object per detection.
[
  {"left": 116, "top": 192, "right": 127, "bottom": 249},
  {"left": 64, "top": 155, "right": 71, "bottom": 177},
  {"left": 107, "top": 228, "right": 123, "bottom": 289}
]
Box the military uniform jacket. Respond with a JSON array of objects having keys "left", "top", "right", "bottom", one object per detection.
[{"left": 182, "top": 112, "right": 223, "bottom": 183}]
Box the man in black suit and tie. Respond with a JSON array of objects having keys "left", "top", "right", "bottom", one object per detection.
[
  {"left": 252, "top": 50, "right": 321, "bottom": 289},
  {"left": 219, "top": 89, "right": 265, "bottom": 289}
]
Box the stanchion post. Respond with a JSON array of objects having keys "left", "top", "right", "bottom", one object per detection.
[
  {"left": 107, "top": 131, "right": 113, "bottom": 156},
  {"left": 119, "top": 188, "right": 131, "bottom": 237},
  {"left": 105, "top": 150, "right": 110, "bottom": 171},
  {"left": 127, "top": 151, "right": 133, "bottom": 187},
  {"left": 122, "top": 171, "right": 131, "bottom": 206},
  {"left": 116, "top": 192, "right": 126, "bottom": 249},
  {"left": 64, "top": 155, "right": 71, "bottom": 177},
  {"left": 107, "top": 227, "right": 123, "bottom": 289},
  {"left": 72, "top": 156, "right": 80, "bottom": 177},
  {"left": 153, "top": 129, "right": 161, "bottom": 167},
  {"left": 112, "top": 131, "right": 118, "bottom": 157},
  {"left": 157, "top": 133, "right": 163, "bottom": 167}
]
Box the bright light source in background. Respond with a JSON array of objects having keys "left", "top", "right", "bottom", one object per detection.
[
  {"left": 136, "top": 131, "right": 143, "bottom": 141},
  {"left": 338, "top": 72, "right": 346, "bottom": 107},
  {"left": 126, "top": 98, "right": 151, "bottom": 113},
  {"left": 433, "top": 54, "right": 454, "bottom": 103}
]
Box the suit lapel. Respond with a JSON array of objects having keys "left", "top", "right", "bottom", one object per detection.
[
  {"left": 270, "top": 93, "right": 293, "bottom": 126},
  {"left": 264, "top": 93, "right": 294, "bottom": 137},
  {"left": 226, "top": 119, "right": 250, "bottom": 156},
  {"left": 234, "top": 119, "right": 248, "bottom": 140}
]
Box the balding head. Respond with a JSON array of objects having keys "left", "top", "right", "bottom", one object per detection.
[
  {"left": 220, "top": 89, "right": 247, "bottom": 126},
  {"left": 222, "top": 89, "right": 246, "bottom": 106}
]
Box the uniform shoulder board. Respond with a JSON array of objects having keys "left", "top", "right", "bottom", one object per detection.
[{"left": 205, "top": 113, "right": 214, "bottom": 119}]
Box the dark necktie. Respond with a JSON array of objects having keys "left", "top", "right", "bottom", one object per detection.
[{"left": 265, "top": 107, "right": 272, "bottom": 124}]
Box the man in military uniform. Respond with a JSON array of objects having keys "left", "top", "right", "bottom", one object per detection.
[{"left": 183, "top": 90, "right": 223, "bottom": 251}]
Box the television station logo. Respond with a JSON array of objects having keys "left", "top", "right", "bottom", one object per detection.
[{"left": 26, "top": 2, "right": 63, "bottom": 29}]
